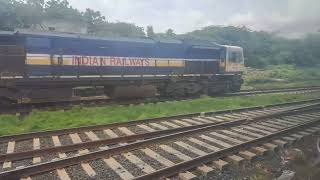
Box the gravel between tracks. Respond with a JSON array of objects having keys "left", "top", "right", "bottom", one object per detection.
[
  {"left": 31, "top": 170, "right": 59, "bottom": 180},
  {"left": 150, "top": 146, "right": 183, "bottom": 164},
  {"left": 65, "top": 151, "right": 78, "bottom": 158},
  {"left": 0, "top": 143, "right": 7, "bottom": 154},
  {"left": 186, "top": 140, "right": 213, "bottom": 153},
  {"left": 157, "top": 122, "right": 174, "bottom": 129},
  {"left": 40, "top": 137, "right": 54, "bottom": 149},
  {"left": 89, "top": 159, "right": 120, "bottom": 180},
  {"left": 65, "top": 163, "right": 90, "bottom": 180},
  {"left": 93, "top": 130, "right": 106, "bottom": 139},
  {"left": 114, "top": 154, "right": 144, "bottom": 177},
  {"left": 13, "top": 158, "right": 33, "bottom": 169},
  {"left": 78, "top": 133, "right": 91, "bottom": 143},
  {"left": 167, "top": 140, "right": 199, "bottom": 157},
  {"left": 41, "top": 152, "right": 59, "bottom": 163},
  {"left": 126, "top": 125, "right": 147, "bottom": 134},
  {"left": 132, "top": 150, "right": 165, "bottom": 170},
  {"left": 59, "top": 135, "right": 73, "bottom": 146},
  {"left": 15, "top": 139, "right": 33, "bottom": 153},
  {"left": 110, "top": 128, "right": 126, "bottom": 137}
]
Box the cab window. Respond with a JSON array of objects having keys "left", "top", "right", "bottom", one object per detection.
[
  {"left": 220, "top": 49, "right": 226, "bottom": 63},
  {"left": 228, "top": 50, "right": 243, "bottom": 63}
]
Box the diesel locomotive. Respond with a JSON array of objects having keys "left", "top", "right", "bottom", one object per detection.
[{"left": 0, "top": 30, "right": 245, "bottom": 104}]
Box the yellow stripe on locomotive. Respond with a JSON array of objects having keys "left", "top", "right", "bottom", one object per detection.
[
  {"left": 26, "top": 54, "right": 51, "bottom": 65},
  {"left": 26, "top": 54, "right": 186, "bottom": 68}
]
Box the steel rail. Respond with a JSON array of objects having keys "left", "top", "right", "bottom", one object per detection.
[
  {"left": 239, "top": 85, "right": 320, "bottom": 91},
  {"left": 234, "top": 86, "right": 320, "bottom": 94},
  {"left": 0, "top": 106, "right": 319, "bottom": 179},
  {"left": 0, "top": 119, "right": 244, "bottom": 163},
  {"left": 0, "top": 98, "right": 319, "bottom": 144},
  {"left": 134, "top": 118, "right": 320, "bottom": 180},
  {"left": 224, "top": 87, "right": 320, "bottom": 97},
  {"left": 0, "top": 102, "right": 318, "bottom": 163}
]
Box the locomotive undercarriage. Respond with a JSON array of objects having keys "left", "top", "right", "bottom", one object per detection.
[
  {"left": 102, "top": 75, "right": 243, "bottom": 99},
  {"left": 157, "top": 75, "right": 243, "bottom": 97},
  {"left": 0, "top": 87, "right": 74, "bottom": 105},
  {"left": 0, "top": 74, "right": 243, "bottom": 105},
  {"left": 0, "top": 88, "right": 21, "bottom": 105}
]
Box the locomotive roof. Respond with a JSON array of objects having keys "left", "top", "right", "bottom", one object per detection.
[{"left": 0, "top": 30, "right": 223, "bottom": 49}]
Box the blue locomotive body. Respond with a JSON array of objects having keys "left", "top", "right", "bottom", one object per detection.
[{"left": 0, "top": 30, "right": 244, "bottom": 103}]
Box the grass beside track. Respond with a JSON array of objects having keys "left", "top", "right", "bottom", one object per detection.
[{"left": 0, "top": 92, "right": 320, "bottom": 136}]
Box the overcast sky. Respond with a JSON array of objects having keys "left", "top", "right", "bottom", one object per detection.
[{"left": 68, "top": 0, "right": 320, "bottom": 37}]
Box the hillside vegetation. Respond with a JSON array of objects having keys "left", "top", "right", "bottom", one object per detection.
[
  {"left": 184, "top": 26, "right": 320, "bottom": 68},
  {"left": 243, "top": 65, "right": 320, "bottom": 89},
  {"left": 1, "top": 0, "right": 320, "bottom": 69}
]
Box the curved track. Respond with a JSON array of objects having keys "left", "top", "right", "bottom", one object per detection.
[{"left": 0, "top": 99, "right": 319, "bottom": 179}]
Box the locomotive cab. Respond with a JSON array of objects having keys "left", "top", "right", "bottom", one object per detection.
[
  {"left": 211, "top": 45, "right": 245, "bottom": 93},
  {"left": 223, "top": 45, "right": 244, "bottom": 73}
]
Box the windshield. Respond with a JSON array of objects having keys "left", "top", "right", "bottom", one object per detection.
[{"left": 228, "top": 49, "right": 243, "bottom": 63}]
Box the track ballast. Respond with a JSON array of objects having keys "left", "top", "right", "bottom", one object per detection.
[{"left": 0, "top": 99, "right": 319, "bottom": 179}]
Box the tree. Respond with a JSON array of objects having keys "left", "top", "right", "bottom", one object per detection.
[
  {"left": 83, "top": 8, "right": 106, "bottom": 34},
  {"left": 98, "top": 22, "right": 145, "bottom": 37},
  {"left": 165, "top": 28, "right": 175, "bottom": 37},
  {"left": 0, "top": 0, "right": 17, "bottom": 30},
  {"left": 44, "top": 0, "right": 82, "bottom": 21},
  {"left": 27, "top": 0, "right": 45, "bottom": 7},
  {"left": 0, "top": 0, "right": 319, "bottom": 68},
  {"left": 146, "top": 26, "right": 155, "bottom": 38},
  {"left": 15, "top": 0, "right": 45, "bottom": 28}
]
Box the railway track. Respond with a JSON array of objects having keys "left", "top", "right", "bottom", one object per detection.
[
  {"left": 226, "top": 86, "right": 320, "bottom": 96},
  {"left": 0, "top": 99, "right": 319, "bottom": 179},
  {"left": 1, "top": 86, "right": 320, "bottom": 116}
]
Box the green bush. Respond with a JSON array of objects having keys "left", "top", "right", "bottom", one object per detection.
[{"left": 243, "top": 65, "right": 320, "bottom": 89}]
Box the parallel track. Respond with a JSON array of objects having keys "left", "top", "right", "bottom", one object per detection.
[
  {"left": 0, "top": 99, "right": 319, "bottom": 179},
  {"left": 1, "top": 86, "right": 320, "bottom": 116}
]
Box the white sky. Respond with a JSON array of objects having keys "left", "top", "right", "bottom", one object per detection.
[{"left": 68, "top": 0, "right": 320, "bottom": 37}]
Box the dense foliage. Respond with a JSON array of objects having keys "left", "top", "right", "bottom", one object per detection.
[
  {"left": 1, "top": 0, "right": 319, "bottom": 68},
  {"left": 0, "top": 0, "right": 145, "bottom": 37},
  {"left": 182, "top": 26, "right": 320, "bottom": 68},
  {"left": 243, "top": 65, "right": 320, "bottom": 89}
]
